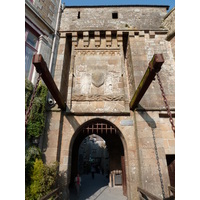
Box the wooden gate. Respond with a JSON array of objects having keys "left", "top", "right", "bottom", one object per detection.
[
  {"left": 121, "top": 156, "right": 127, "bottom": 196},
  {"left": 166, "top": 155, "right": 175, "bottom": 197}
]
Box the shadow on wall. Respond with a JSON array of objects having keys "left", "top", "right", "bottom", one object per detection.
[
  {"left": 41, "top": 104, "right": 80, "bottom": 161},
  {"left": 136, "top": 104, "right": 156, "bottom": 129},
  {"left": 41, "top": 104, "right": 81, "bottom": 199}
]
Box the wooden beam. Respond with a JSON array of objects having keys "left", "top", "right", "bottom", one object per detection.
[
  {"left": 129, "top": 54, "right": 164, "bottom": 111},
  {"left": 32, "top": 54, "right": 66, "bottom": 111},
  {"left": 137, "top": 187, "right": 162, "bottom": 200}
]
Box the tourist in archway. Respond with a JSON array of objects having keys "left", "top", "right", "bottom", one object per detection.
[{"left": 74, "top": 173, "right": 81, "bottom": 196}]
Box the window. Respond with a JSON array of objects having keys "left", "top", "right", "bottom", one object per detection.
[
  {"left": 77, "top": 11, "right": 80, "bottom": 19},
  {"left": 112, "top": 12, "right": 118, "bottom": 19},
  {"left": 89, "top": 31, "right": 94, "bottom": 39},
  {"left": 100, "top": 31, "right": 105, "bottom": 39},
  {"left": 25, "top": 27, "right": 39, "bottom": 80}
]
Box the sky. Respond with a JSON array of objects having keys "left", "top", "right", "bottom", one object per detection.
[{"left": 62, "top": 0, "right": 175, "bottom": 12}]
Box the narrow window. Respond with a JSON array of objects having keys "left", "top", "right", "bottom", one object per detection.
[
  {"left": 78, "top": 11, "right": 80, "bottom": 19},
  {"left": 25, "top": 27, "right": 39, "bottom": 80},
  {"left": 100, "top": 31, "right": 105, "bottom": 39},
  {"left": 89, "top": 31, "right": 94, "bottom": 39},
  {"left": 112, "top": 12, "right": 118, "bottom": 19},
  {"left": 111, "top": 31, "right": 117, "bottom": 39}
]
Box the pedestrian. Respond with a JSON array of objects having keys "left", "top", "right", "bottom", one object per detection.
[
  {"left": 91, "top": 165, "right": 95, "bottom": 179},
  {"left": 74, "top": 173, "right": 81, "bottom": 196}
]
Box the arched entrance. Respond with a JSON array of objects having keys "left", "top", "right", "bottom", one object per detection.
[{"left": 69, "top": 118, "right": 127, "bottom": 197}]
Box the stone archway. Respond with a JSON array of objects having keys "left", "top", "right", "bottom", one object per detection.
[{"left": 68, "top": 118, "right": 127, "bottom": 196}]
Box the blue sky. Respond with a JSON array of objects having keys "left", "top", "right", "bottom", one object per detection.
[{"left": 62, "top": 0, "right": 175, "bottom": 12}]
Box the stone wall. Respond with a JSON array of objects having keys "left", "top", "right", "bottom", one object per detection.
[
  {"left": 32, "top": 0, "right": 60, "bottom": 29},
  {"left": 58, "top": 114, "right": 140, "bottom": 200},
  {"left": 162, "top": 8, "right": 175, "bottom": 38},
  {"left": 129, "top": 31, "right": 175, "bottom": 109},
  {"left": 162, "top": 8, "right": 175, "bottom": 59},
  {"left": 42, "top": 5, "right": 175, "bottom": 200},
  {"left": 60, "top": 6, "right": 168, "bottom": 31},
  {"left": 135, "top": 110, "right": 174, "bottom": 198}
]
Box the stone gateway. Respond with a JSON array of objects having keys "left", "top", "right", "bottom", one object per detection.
[{"left": 41, "top": 5, "right": 175, "bottom": 200}]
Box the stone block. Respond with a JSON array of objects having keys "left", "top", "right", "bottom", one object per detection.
[
  {"left": 139, "top": 137, "right": 154, "bottom": 149},
  {"left": 168, "top": 139, "right": 175, "bottom": 147},
  {"left": 140, "top": 149, "right": 156, "bottom": 159}
]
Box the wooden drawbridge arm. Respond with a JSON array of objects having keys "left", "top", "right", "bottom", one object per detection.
[
  {"left": 129, "top": 54, "right": 164, "bottom": 111},
  {"left": 32, "top": 54, "right": 66, "bottom": 111}
]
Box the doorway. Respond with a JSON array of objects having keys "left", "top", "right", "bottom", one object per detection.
[{"left": 69, "top": 118, "right": 127, "bottom": 198}]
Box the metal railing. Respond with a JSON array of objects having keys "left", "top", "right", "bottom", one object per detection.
[
  {"left": 137, "top": 187, "right": 175, "bottom": 200},
  {"left": 40, "top": 188, "right": 60, "bottom": 200},
  {"left": 137, "top": 187, "right": 162, "bottom": 200}
]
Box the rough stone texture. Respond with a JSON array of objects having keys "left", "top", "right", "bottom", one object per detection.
[
  {"left": 70, "top": 46, "right": 127, "bottom": 112},
  {"left": 129, "top": 33, "right": 175, "bottom": 109},
  {"left": 42, "top": 5, "right": 175, "bottom": 200},
  {"left": 60, "top": 6, "right": 168, "bottom": 31},
  {"left": 59, "top": 115, "right": 140, "bottom": 200},
  {"left": 32, "top": 0, "right": 60, "bottom": 29},
  {"left": 135, "top": 111, "right": 174, "bottom": 198},
  {"left": 42, "top": 112, "right": 62, "bottom": 164},
  {"left": 37, "top": 35, "right": 52, "bottom": 67},
  {"left": 162, "top": 8, "right": 175, "bottom": 59},
  {"left": 162, "top": 8, "right": 175, "bottom": 38}
]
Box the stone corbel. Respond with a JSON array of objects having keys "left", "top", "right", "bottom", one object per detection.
[
  {"left": 83, "top": 31, "right": 89, "bottom": 47},
  {"left": 139, "top": 31, "right": 145, "bottom": 37},
  {"left": 72, "top": 32, "right": 78, "bottom": 47},
  {"left": 149, "top": 31, "right": 155, "bottom": 38},
  {"left": 117, "top": 31, "right": 123, "bottom": 46},
  {"left": 95, "top": 31, "right": 100, "bottom": 47},
  {"left": 106, "top": 31, "right": 112, "bottom": 47},
  {"left": 60, "top": 32, "right": 67, "bottom": 38},
  {"left": 129, "top": 31, "right": 135, "bottom": 37}
]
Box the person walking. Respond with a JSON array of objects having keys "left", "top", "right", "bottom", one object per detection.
[
  {"left": 74, "top": 173, "right": 81, "bottom": 196},
  {"left": 91, "top": 165, "right": 95, "bottom": 179}
]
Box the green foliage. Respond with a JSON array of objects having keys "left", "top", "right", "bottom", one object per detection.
[
  {"left": 25, "top": 79, "right": 33, "bottom": 110},
  {"left": 25, "top": 80, "right": 57, "bottom": 199},
  {"left": 26, "top": 81, "right": 48, "bottom": 139},
  {"left": 25, "top": 146, "right": 42, "bottom": 187},
  {"left": 28, "top": 159, "right": 44, "bottom": 199},
  {"left": 25, "top": 159, "right": 58, "bottom": 200}
]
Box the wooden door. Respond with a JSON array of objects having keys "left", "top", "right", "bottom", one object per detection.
[
  {"left": 166, "top": 155, "right": 175, "bottom": 197},
  {"left": 121, "top": 156, "right": 127, "bottom": 196}
]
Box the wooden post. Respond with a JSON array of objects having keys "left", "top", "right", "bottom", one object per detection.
[
  {"left": 32, "top": 54, "right": 66, "bottom": 111},
  {"left": 129, "top": 54, "right": 164, "bottom": 111}
]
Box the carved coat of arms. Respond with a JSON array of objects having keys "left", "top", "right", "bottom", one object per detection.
[{"left": 92, "top": 71, "right": 104, "bottom": 87}]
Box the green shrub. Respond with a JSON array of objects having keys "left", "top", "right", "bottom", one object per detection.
[
  {"left": 26, "top": 81, "right": 48, "bottom": 140},
  {"left": 25, "top": 146, "right": 42, "bottom": 187},
  {"left": 25, "top": 159, "right": 58, "bottom": 200},
  {"left": 25, "top": 79, "right": 33, "bottom": 111}
]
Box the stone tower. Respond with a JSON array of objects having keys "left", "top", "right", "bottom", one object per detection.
[{"left": 42, "top": 5, "right": 175, "bottom": 200}]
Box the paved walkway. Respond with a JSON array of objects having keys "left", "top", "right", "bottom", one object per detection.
[{"left": 69, "top": 173, "right": 127, "bottom": 200}]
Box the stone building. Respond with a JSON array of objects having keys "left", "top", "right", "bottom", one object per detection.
[
  {"left": 25, "top": 0, "right": 62, "bottom": 83},
  {"left": 41, "top": 5, "right": 175, "bottom": 200},
  {"left": 78, "top": 135, "right": 109, "bottom": 175}
]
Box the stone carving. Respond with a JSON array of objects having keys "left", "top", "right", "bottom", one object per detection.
[
  {"left": 92, "top": 72, "right": 104, "bottom": 87},
  {"left": 71, "top": 94, "right": 124, "bottom": 101},
  {"left": 75, "top": 49, "right": 120, "bottom": 56}
]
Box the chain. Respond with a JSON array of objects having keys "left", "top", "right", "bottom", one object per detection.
[
  {"left": 152, "top": 128, "right": 166, "bottom": 199},
  {"left": 25, "top": 73, "right": 42, "bottom": 126},
  {"left": 156, "top": 73, "right": 175, "bottom": 137}
]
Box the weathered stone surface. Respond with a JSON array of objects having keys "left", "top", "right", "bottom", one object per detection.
[
  {"left": 91, "top": 71, "right": 105, "bottom": 87},
  {"left": 60, "top": 6, "right": 168, "bottom": 31},
  {"left": 42, "top": 5, "right": 175, "bottom": 200}
]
